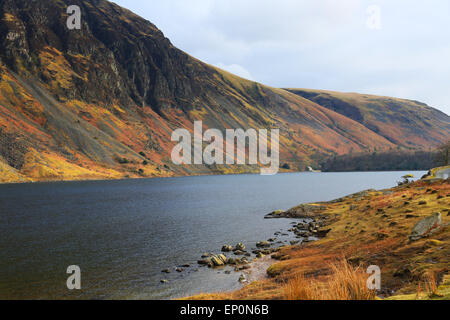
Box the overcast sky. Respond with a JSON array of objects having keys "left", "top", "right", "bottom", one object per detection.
[{"left": 113, "top": 0, "right": 450, "bottom": 115}]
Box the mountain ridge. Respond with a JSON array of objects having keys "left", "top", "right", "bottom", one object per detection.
[{"left": 0, "top": 0, "right": 448, "bottom": 183}]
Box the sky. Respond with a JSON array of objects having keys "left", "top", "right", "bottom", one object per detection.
[{"left": 113, "top": 0, "right": 450, "bottom": 115}]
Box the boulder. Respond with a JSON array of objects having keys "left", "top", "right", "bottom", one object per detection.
[
  {"left": 296, "top": 222, "right": 308, "bottom": 229},
  {"left": 256, "top": 241, "right": 271, "bottom": 248},
  {"left": 198, "top": 258, "right": 212, "bottom": 266},
  {"left": 221, "top": 245, "right": 233, "bottom": 252},
  {"left": 234, "top": 243, "right": 246, "bottom": 251},
  {"left": 264, "top": 210, "right": 285, "bottom": 219},
  {"left": 279, "top": 204, "right": 327, "bottom": 219},
  {"left": 409, "top": 212, "right": 443, "bottom": 242},
  {"left": 210, "top": 254, "right": 228, "bottom": 267},
  {"left": 316, "top": 228, "right": 332, "bottom": 237}
]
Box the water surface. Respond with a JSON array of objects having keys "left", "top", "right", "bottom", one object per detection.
[{"left": 0, "top": 171, "right": 425, "bottom": 299}]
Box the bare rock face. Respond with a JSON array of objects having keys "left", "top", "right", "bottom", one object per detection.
[{"left": 409, "top": 212, "right": 443, "bottom": 242}]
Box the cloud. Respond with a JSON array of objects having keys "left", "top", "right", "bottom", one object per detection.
[{"left": 113, "top": 0, "right": 450, "bottom": 115}]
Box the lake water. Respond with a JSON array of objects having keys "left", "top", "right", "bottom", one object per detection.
[{"left": 0, "top": 171, "right": 425, "bottom": 300}]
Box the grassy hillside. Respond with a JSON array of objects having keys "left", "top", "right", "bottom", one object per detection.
[{"left": 286, "top": 89, "right": 450, "bottom": 149}]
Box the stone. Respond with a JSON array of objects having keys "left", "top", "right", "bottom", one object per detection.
[
  {"left": 198, "top": 258, "right": 212, "bottom": 266},
  {"left": 240, "top": 257, "right": 249, "bottom": 264},
  {"left": 316, "top": 228, "right": 331, "bottom": 237},
  {"left": 161, "top": 269, "right": 171, "bottom": 274},
  {"left": 409, "top": 212, "right": 443, "bottom": 242},
  {"left": 264, "top": 210, "right": 285, "bottom": 219},
  {"left": 210, "top": 254, "right": 228, "bottom": 267},
  {"left": 221, "top": 245, "right": 233, "bottom": 252},
  {"left": 256, "top": 241, "right": 271, "bottom": 248},
  {"left": 234, "top": 243, "right": 246, "bottom": 252}
]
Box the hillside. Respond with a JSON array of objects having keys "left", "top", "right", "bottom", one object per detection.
[
  {"left": 0, "top": 0, "right": 449, "bottom": 183},
  {"left": 286, "top": 89, "right": 450, "bottom": 149}
]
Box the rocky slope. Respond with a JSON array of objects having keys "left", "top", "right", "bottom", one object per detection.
[{"left": 0, "top": 0, "right": 449, "bottom": 183}]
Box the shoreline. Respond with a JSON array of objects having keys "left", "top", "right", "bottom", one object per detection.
[
  {"left": 188, "top": 174, "right": 450, "bottom": 300},
  {"left": 0, "top": 169, "right": 430, "bottom": 186}
]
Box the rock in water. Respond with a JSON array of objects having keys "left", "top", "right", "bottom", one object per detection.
[
  {"left": 210, "top": 254, "right": 228, "bottom": 267},
  {"left": 264, "top": 210, "right": 285, "bottom": 219},
  {"left": 198, "top": 258, "right": 212, "bottom": 266},
  {"left": 256, "top": 241, "right": 271, "bottom": 248},
  {"left": 409, "top": 212, "right": 443, "bottom": 242},
  {"left": 221, "top": 245, "right": 233, "bottom": 252},
  {"left": 234, "top": 243, "right": 246, "bottom": 251}
]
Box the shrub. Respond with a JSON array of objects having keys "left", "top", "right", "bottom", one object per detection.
[{"left": 284, "top": 259, "right": 376, "bottom": 300}]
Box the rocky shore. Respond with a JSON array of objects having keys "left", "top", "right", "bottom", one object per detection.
[
  {"left": 186, "top": 171, "right": 449, "bottom": 300},
  {"left": 160, "top": 215, "right": 332, "bottom": 285}
]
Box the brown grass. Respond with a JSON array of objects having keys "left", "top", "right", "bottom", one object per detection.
[
  {"left": 189, "top": 180, "right": 449, "bottom": 300},
  {"left": 284, "top": 260, "right": 376, "bottom": 300}
]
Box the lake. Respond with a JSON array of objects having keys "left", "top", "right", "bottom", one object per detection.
[{"left": 0, "top": 171, "right": 425, "bottom": 299}]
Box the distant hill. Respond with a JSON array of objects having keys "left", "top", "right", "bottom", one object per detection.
[
  {"left": 285, "top": 89, "right": 450, "bottom": 149},
  {"left": 0, "top": 0, "right": 449, "bottom": 183}
]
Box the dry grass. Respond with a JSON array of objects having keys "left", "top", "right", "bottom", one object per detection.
[
  {"left": 284, "top": 260, "right": 376, "bottom": 300},
  {"left": 190, "top": 180, "right": 449, "bottom": 301},
  {"left": 420, "top": 272, "right": 446, "bottom": 299}
]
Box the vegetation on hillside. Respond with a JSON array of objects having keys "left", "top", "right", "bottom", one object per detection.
[
  {"left": 0, "top": 0, "right": 448, "bottom": 184},
  {"left": 320, "top": 150, "right": 438, "bottom": 172}
]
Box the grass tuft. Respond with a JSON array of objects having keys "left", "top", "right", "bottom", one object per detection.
[{"left": 284, "top": 259, "right": 376, "bottom": 300}]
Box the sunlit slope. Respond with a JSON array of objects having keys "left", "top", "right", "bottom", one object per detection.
[
  {"left": 0, "top": 0, "right": 448, "bottom": 183},
  {"left": 286, "top": 89, "right": 450, "bottom": 149}
]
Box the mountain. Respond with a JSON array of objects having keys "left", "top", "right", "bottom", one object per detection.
[
  {"left": 286, "top": 89, "right": 450, "bottom": 148},
  {"left": 0, "top": 0, "right": 448, "bottom": 183}
]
